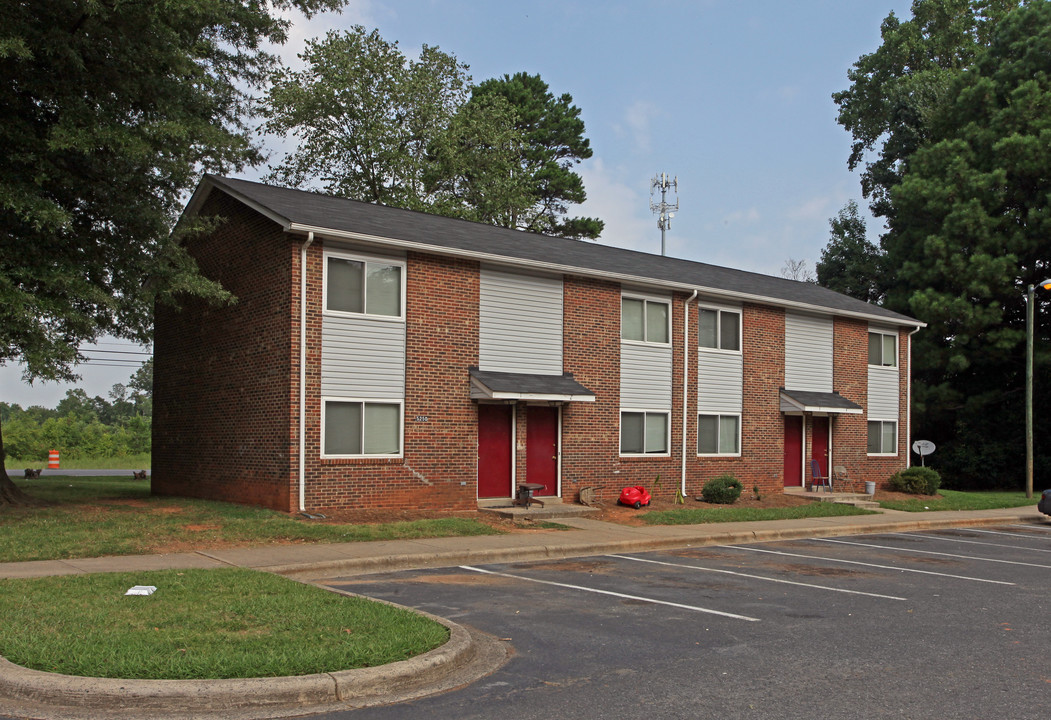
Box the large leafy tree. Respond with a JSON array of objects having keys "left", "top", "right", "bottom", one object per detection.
[
  {"left": 262, "top": 33, "right": 602, "bottom": 240},
  {"left": 832, "top": 0, "right": 1018, "bottom": 220},
  {"left": 885, "top": 0, "right": 1051, "bottom": 487},
  {"left": 262, "top": 27, "right": 471, "bottom": 208},
  {"left": 816, "top": 200, "right": 884, "bottom": 304},
  {"left": 0, "top": 0, "right": 346, "bottom": 505},
  {"left": 833, "top": 0, "right": 1051, "bottom": 488},
  {"left": 469, "top": 72, "right": 604, "bottom": 239},
  {"left": 423, "top": 94, "right": 535, "bottom": 226}
]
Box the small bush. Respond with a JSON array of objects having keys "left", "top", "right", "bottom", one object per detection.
[
  {"left": 700, "top": 475, "right": 743, "bottom": 504},
  {"left": 888, "top": 466, "right": 941, "bottom": 495}
]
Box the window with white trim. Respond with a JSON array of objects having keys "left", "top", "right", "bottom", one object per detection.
[
  {"left": 698, "top": 307, "right": 741, "bottom": 351},
  {"left": 622, "top": 296, "right": 670, "bottom": 344},
  {"left": 697, "top": 413, "right": 740, "bottom": 455},
  {"left": 867, "top": 420, "right": 897, "bottom": 455},
  {"left": 868, "top": 331, "right": 896, "bottom": 367},
  {"left": 323, "top": 400, "right": 402, "bottom": 457},
  {"left": 325, "top": 252, "right": 404, "bottom": 318},
  {"left": 620, "top": 411, "right": 669, "bottom": 455}
]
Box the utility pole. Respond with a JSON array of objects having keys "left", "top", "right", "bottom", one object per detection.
[{"left": 650, "top": 173, "right": 678, "bottom": 256}]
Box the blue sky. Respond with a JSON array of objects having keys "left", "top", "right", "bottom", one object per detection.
[{"left": 2, "top": 0, "right": 913, "bottom": 408}]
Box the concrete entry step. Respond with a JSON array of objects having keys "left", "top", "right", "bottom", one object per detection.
[
  {"left": 784, "top": 487, "right": 877, "bottom": 504},
  {"left": 478, "top": 498, "right": 600, "bottom": 521}
]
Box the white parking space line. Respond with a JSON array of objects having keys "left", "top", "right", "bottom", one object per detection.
[
  {"left": 886, "top": 532, "right": 1051, "bottom": 554},
  {"left": 608, "top": 554, "right": 906, "bottom": 601},
  {"left": 730, "top": 546, "right": 1015, "bottom": 585},
  {"left": 813, "top": 537, "right": 1051, "bottom": 569},
  {"left": 459, "top": 565, "right": 760, "bottom": 622},
  {"left": 958, "top": 527, "right": 1051, "bottom": 540},
  {"left": 1009, "top": 523, "right": 1051, "bottom": 532}
]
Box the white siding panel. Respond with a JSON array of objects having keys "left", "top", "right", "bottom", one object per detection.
[
  {"left": 322, "top": 315, "right": 405, "bottom": 398},
  {"left": 784, "top": 312, "right": 833, "bottom": 392},
  {"left": 697, "top": 352, "right": 743, "bottom": 413},
  {"left": 479, "top": 267, "right": 562, "bottom": 375},
  {"left": 868, "top": 366, "right": 899, "bottom": 420},
  {"left": 621, "top": 343, "right": 673, "bottom": 409}
]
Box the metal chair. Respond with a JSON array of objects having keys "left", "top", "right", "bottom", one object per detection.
[
  {"left": 810, "top": 459, "right": 832, "bottom": 492},
  {"left": 833, "top": 465, "right": 850, "bottom": 492}
]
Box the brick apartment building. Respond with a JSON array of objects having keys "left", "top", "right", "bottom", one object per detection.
[{"left": 152, "top": 176, "right": 923, "bottom": 513}]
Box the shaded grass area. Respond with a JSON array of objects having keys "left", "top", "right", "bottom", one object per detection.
[
  {"left": 642, "top": 502, "right": 876, "bottom": 525},
  {"left": 877, "top": 489, "right": 1034, "bottom": 512},
  {"left": 1, "top": 476, "right": 502, "bottom": 563},
  {"left": 0, "top": 568, "right": 448, "bottom": 679}
]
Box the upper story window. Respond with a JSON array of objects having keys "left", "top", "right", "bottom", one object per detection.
[
  {"left": 622, "top": 296, "right": 670, "bottom": 344},
  {"left": 868, "top": 330, "right": 897, "bottom": 367},
  {"left": 325, "top": 252, "right": 404, "bottom": 319},
  {"left": 698, "top": 307, "right": 741, "bottom": 351}
]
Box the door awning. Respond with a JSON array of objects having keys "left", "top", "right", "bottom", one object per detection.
[
  {"left": 470, "top": 368, "right": 596, "bottom": 402},
  {"left": 780, "top": 388, "right": 863, "bottom": 415}
]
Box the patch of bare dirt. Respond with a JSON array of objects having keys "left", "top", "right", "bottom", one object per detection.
[{"left": 585, "top": 491, "right": 813, "bottom": 526}]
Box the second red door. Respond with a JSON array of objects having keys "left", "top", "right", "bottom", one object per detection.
[{"left": 526, "top": 406, "right": 559, "bottom": 496}]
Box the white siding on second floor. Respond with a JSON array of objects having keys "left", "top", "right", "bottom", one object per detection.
[
  {"left": 479, "top": 266, "right": 563, "bottom": 375},
  {"left": 321, "top": 315, "right": 406, "bottom": 399},
  {"left": 697, "top": 351, "right": 743, "bottom": 413},
  {"left": 784, "top": 312, "right": 833, "bottom": 392},
  {"left": 621, "top": 343, "right": 673, "bottom": 410},
  {"left": 868, "top": 366, "right": 899, "bottom": 420}
]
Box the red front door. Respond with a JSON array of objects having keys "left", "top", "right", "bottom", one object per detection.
[
  {"left": 478, "top": 404, "right": 512, "bottom": 498},
  {"left": 526, "top": 406, "right": 559, "bottom": 496},
  {"left": 812, "top": 416, "right": 830, "bottom": 480},
  {"left": 783, "top": 416, "right": 803, "bottom": 487}
]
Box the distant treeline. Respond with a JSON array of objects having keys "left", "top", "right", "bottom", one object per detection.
[{"left": 2, "top": 361, "right": 151, "bottom": 462}]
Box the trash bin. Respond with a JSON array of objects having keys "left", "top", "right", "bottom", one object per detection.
[{"left": 865, "top": 481, "right": 876, "bottom": 495}]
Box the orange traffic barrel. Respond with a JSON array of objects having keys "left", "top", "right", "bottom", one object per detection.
[{"left": 48, "top": 449, "right": 60, "bottom": 469}]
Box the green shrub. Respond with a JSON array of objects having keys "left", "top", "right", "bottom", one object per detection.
[
  {"left": 888, "top": 466, "right": 941, "bottom": 495},
  {"left": 700, "top": 475, "right": 743, "bottom": 504}
]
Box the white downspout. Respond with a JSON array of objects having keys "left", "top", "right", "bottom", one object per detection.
[
  {"left": 906, "top": 326, "right": 921, "bottom": 469},
  {"left": 299, "top": 231, "right": 314, "bottom": 512},
  {"left": 681, "top": 290, "right": 698, "bottom": 499}
]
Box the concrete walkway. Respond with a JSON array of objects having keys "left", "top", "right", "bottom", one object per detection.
[{"left": 1, "top": 505, "right": 1047, "bottom": 719}]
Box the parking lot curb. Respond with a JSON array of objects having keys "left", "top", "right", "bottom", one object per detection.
[
  {"left": 266, "top": 511, "right": 1046, "bottom": 581},
  {"left": 0, "top": 602, "right": 511, "bottom": 720}
]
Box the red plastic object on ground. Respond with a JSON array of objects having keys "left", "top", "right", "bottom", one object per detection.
[{"left": 617, "top": 485, "right": 652, "bottom": 509}]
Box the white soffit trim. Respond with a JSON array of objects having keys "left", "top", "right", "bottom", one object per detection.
[
  {"left": 283, "top": 222, "right": 925, "bottom": 329},
  {"left": 469, "top": 377, "right": 596, "bottom": 403}
]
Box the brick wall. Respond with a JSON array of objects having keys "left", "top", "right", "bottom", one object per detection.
[
  {"left": 300, "top": 249, "right": 479, "bottom": 511},
  {"left": 152, "top": 193, "right": 295, "bottom": 510},
  {"left": 831, "top": 318, "right": 910, "bottom": 491},
  {"left": 685, "top": 303, "right": 787, "bottom": 496}
]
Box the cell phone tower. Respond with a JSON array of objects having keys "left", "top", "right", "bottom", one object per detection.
[{"left": 650, "top": 172, "right": 679, "bottom": 256}]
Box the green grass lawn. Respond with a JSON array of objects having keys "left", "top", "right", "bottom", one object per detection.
[
  {"left": 1, "top": 476, "right": 502, "bottom": 563},
  {"left": 0, "top": 568, "right": 448, "bottom": 679},
  {"left": 877, "top": 489, "right": 1035, "bottom": 512},
  {"left": 641, "top": 502, "right": 876, "bottom": 525}
]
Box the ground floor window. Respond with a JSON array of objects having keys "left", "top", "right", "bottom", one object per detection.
[
  {"left": 698, "top": 413, "right": 740, "bottom": 455},
  {"left": 867, "top": 420, "right": 897, "bottom": 455},
  {"left": 620, "top": 411, "right": 669, "bottom": 455},
  {"left": 323, "top": 400, "right": 402, "bottom": 457}
]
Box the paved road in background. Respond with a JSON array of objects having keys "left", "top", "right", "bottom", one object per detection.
[
  {"left": 313, "top": 525, "right": 1051, "bottom": 720},
  {"left": 5, "top": 468, "right": 145, "bottom": 477}
]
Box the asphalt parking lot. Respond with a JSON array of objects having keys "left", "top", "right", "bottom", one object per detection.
[{"left": 323, "top": 524, "right": 1051, "bottom": 720}]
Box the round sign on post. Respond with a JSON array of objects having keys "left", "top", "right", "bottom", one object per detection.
[{"left": 911, "top": 440, "right": 936, "bottom": 466}]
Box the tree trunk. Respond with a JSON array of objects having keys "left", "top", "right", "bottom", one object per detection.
[{"left": 0, "top": 415, "right": 37, "bottom": 507}]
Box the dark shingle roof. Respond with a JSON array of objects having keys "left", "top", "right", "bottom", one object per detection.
[
  {"left": 469, "top": 368, "right": 595, "bottom": 400},
  {"left": 194, "top": 175, "right": 921, "bottom": 327}
]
